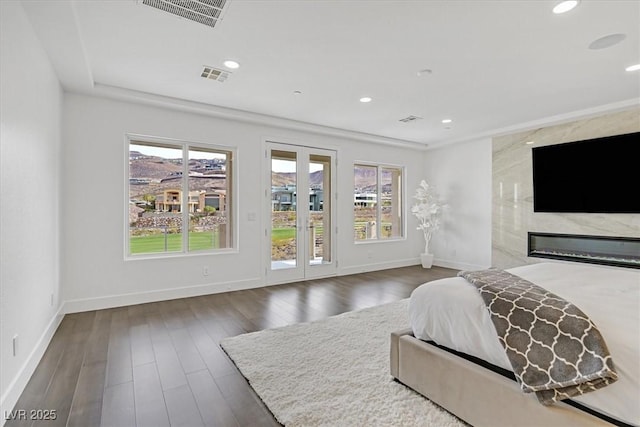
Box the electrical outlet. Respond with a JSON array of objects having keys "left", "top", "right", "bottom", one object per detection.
[
  {"left": 203, "top": 266, "right": 209, "bottom": 276},
  {"left": 12, "top": 335, "right": 18, "bottom": 356}
]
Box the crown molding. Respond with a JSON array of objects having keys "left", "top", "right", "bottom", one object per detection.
[
  {"left": 426, "top": 98, "right": 640, "bottom": 150},
  {"left": 82, "top": 83, "right": 429, "bottom": 151}
]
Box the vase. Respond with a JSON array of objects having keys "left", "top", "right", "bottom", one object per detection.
[{"left": 420, "top": 253, "right": 434, "bottom": 269}]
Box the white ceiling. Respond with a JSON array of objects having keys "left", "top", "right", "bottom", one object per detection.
[{"left": 22, "top": 0, "right": 640, "bottom": 147}]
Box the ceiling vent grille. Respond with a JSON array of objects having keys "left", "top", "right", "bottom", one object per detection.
[
  {"left": 141, "top": 0, "right": 230, "bottom": 29},
  {"left": 399, "top": 115, "right": 423, "bottom": 123},
  {"left": 201, "top": 66, "right": 230, "bottom": 82}
]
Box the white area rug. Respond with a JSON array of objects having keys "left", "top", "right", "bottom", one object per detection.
[{"left": 220, "top": 299, "right": 466, "bottom": 426}]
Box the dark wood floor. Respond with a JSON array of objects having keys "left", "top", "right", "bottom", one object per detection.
[{"left": 6, "top": 265, "right": 457, "bottom": 427}]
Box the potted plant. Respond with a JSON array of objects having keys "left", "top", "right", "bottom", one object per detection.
[{"left": 411, "top": 180, "right": 443, "bottom": 268}]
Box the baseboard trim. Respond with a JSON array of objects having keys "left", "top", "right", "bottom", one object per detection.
[
  {"left": 433, "top": 258, "right": 489, "bottom": 271},
  {"left": 1, "top": 306, "right": 64, "bottom": 427},
  {"left": 338, "top": 258, "right": 420, "bottom": 276},
  {"left": 62, "top": 277, "right": 264, "bottom": 314},
  {"left": 62, "top": 259, "right": 488, "bottom": 314},
  {"left": 339, "top": 258, "right": 488, "bottom": 276}
]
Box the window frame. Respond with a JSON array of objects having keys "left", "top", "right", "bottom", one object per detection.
[
  {"left": 125, "top": 134, "right": 237, "bottom": 260},
  {"left": 353, "top": 162, "right": 406, "bottom": 243}
]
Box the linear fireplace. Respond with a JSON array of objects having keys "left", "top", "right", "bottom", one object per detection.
[{"left": 528, "top": 232, "right": 640, "bottom": 269}]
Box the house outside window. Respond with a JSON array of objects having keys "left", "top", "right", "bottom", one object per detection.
[
  {"left": 354, "top": 163, "right": 404, "bottom": 241},
  {"left": 127, "top": 137, "right": 234, "bottom": 257}
]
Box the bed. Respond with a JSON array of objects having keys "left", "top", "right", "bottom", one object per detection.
[{"left": 390, "top": 262, "right": 639, "bottom": 427}]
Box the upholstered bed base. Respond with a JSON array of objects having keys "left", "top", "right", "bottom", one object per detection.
[{"left": 390, "top": 329, "right": 613, "bottom": 427}]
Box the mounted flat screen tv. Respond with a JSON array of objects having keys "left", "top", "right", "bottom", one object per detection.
[{"left": 532, "top": 131, "right": 640, "bottom": 213}]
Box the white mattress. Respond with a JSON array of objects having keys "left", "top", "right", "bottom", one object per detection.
[{"left": 409, "top": 262, "right": 640, "bottom": 426}]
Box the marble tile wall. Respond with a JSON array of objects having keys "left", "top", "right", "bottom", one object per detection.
[{"left": 492, "top": 107, "right": 640, "bottom": 269}]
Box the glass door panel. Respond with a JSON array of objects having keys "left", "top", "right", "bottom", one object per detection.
[
  {"left": 271, "top": 150, "right": 298, "bottom": 271},
  {"left": 308, "top": 154, "right": 331, "bottom": 266},
  {"left": 267, "top": 143, "right": 336, "bottom": 284}
]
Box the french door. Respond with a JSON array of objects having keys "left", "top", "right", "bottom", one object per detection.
[{"left": 266, "top": 143, "right": 337, "bottom": 284}]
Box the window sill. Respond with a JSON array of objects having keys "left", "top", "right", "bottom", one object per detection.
[
  {"left": 354, "top": 237, "right": 406, "bottom": 245},
  {"left": 125, "top": 248, "right": 238, "bottom": 261}
]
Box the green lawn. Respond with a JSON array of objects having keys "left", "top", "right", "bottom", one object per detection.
[
  {"left": 130, "top": 225, "right": 351, "bottom": 255},
  {"left": 130, "top": 231, "right": 220, "bottom": 254},
  {"left": 271, "top": 227, "right": 296, "bottom": 243},
  {"left": 271, "top": 226, "right": 330, "bottom": 241},
  {"left": 131, "top": 229, "right": 299, "bottom": 254}
]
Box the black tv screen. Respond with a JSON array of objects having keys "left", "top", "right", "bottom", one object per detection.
[{"left": 532, "top": 132, "right": 640, "bottom": 213}]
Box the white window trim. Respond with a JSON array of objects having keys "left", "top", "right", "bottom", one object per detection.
[
  {"left": 353, "top": 161, "right": 406, "bottom": 244},
  {"left": 124, "top": 133, "right": 238, "bottom": 260}
]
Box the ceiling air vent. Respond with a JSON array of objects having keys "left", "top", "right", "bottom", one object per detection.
[
  {"left": 140, "top": 0, "right": 230, "bottom": 29},
  {"left": 399, "top": 115, "right": 423, "bottom": 123},
  {"left": 201, "top": 66, "right": 230, "bottom": 82}
]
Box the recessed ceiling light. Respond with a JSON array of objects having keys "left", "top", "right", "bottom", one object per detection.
[
  {"left": 223, "top": 60, "right": 240, "bottom": 69},
  {"left": 588, "top": 34, "right": 626, "bottom": 50},
  {"left": 525, "top": 141, "right": 535, "bottom": 145},
  {"left": 293, "top": 90, "right": 302, "bottom": 95},
  {"left": 441, "top": 119, "right": 452, "bottom": 124},
  {"left": 625, "top": 63, "right": 640, "bottom": 72},
  {"left": 553, "top": 0, "right": 579, "bottom": 14},
  {"left": 360, "top": 97, "right": 372, "bottom": 103},
  {"left": 417, "top": 68, "right": 433, "bottom": 77}
]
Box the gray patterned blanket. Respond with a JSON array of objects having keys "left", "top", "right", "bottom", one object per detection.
[{"left": 458, "top": 268, "right": 618, "bottom": 405}]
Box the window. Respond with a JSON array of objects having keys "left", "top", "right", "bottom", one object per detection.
[
  {"left": 354, "top": 164, "right": 403, "bottom": 241},
  {"left": 127, "top": 137, "right": 234, "bottom": 256}
]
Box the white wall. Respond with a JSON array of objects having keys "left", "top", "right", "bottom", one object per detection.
[
  {"left": 0, "top": 1, "right": 63, "bottom": 419},
  {"left": 423, "top": 138, "right": 492, "bottom": 270},
  {"left": 61, "top": 93, "right": 427, "bottom": 311}
]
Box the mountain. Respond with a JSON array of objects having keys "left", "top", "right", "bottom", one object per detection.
[
  {"left": 130, "top": 157, "right": 182, "bottom": 180},
  {"left": 270, "top": 170, "right": 325, "bottom": 187},
  {"left": 130, "top": 154, "right": 381, "bottom": 197}
]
